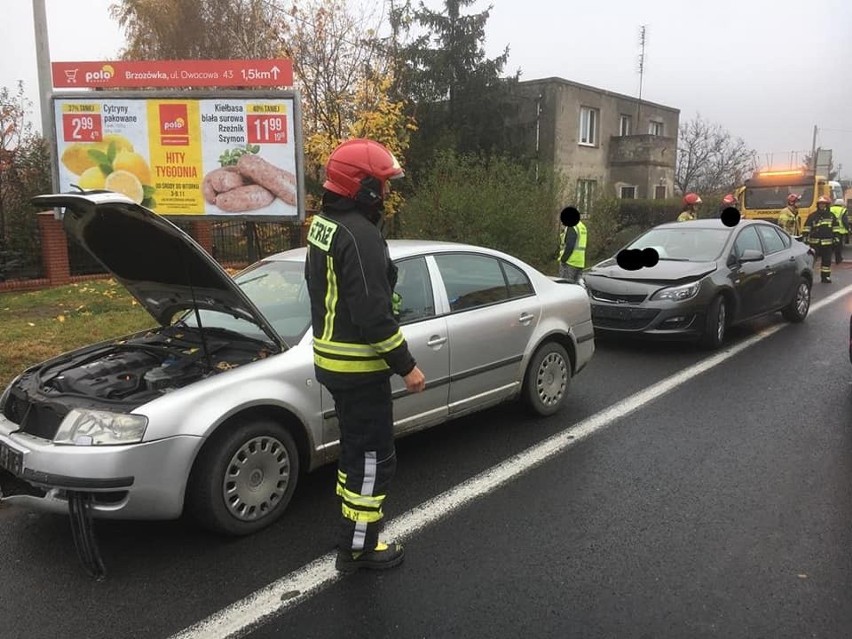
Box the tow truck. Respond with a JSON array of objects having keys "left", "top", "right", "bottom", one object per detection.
[{"left": 736, "top": 169, "right": 843, "bottom": 232}]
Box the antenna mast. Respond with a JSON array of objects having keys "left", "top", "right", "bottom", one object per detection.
[{"left": 637, "top": 25, "right": 647, "bottom": 126}]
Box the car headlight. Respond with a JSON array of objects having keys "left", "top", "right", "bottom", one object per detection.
[
  {"left": 651, "top": 281, "right": 701, "bottom": 302},
  {"left": 53, "top": 409, "right": 148, "bottom": 446}
]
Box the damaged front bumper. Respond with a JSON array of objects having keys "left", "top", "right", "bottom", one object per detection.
[{"left": 0, "top": 412, "right": 201, "bottom": 520}]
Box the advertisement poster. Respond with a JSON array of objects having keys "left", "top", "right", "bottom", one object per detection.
[{"left": 52, "top": 95, "right": 301, "bottom": 219}]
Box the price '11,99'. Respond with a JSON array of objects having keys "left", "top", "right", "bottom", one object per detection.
[
  {"left": 62, "top": 113, "right": 103, "bottom": 142},
  {"left": 247, "top": 115, "right": 288, "bottom": 144}
]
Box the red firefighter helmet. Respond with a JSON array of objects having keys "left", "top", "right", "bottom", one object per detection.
[
  {"left": 683, "top": 192, "right": 702, "bottom": 207},
  {"left": 817, "top": 195, "right": 831, "bottom": 205},
  {"left": 323, "top": 138, "right": 404, "bottom": 205},
  {"left": 722, "top": 194, "right": 737, "bottom": 205},
  {"left": 786, "top": 193, "right": 801, "bottom": 205}
]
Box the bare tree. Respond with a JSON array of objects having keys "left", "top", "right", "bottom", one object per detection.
[
  {"left": 675, "top": 114, "right": 758, "bottom": 195},
  {"left": 109, "top": 0, "right": 282, "bottom": 59}
]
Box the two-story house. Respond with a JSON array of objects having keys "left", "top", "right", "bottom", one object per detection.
[{"left": 508, "top": 77, "right": 680, "bottom": 211}]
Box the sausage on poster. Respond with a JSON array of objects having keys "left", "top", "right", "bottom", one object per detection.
[
  {"left": 202, "top": 166, "right": 247, "bottom": 204},
  {"left": 215, "top": 184, "right": 275, "bottom": 212},
  {"left": 236, "top": 154, "right": 297, "bottom": 205}
]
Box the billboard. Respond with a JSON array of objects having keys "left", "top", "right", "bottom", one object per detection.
[
  {"left": 51, "top": 59, "right": 294, "bottom": 89},
  {"left": 51, "top": 90, "right": 304, "bottom": 220}
]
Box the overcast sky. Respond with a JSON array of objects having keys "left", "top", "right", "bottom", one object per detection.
[{"left": 2, "top": 0, "right": 851, "bottom": 179}]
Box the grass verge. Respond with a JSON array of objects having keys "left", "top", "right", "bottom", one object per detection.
[{"left": 0, "top": 278, "right": 154, "bottom": 390}]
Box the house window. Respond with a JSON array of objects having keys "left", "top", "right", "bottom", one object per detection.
[
  {"left": 649, "top": 121, "right": 664, "bottom": 136},
  {"left": 655, "top": 185, "right": 667, "bottom": 199},
  {"left": 579, "top": 106, "right": 599, "bottom": 146},
  {"left": 619, "top": 115, "right": 632, "bottom": 136},
  {"left": 619, "top": 186, "right": 637, "bottom": 199},
  {"left": 576, "top": 179, "right": 597, "bottom": 212}
]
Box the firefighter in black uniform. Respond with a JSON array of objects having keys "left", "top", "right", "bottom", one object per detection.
[
  {"left": 305, "top": 138, "right": 426, "bottom": 572},
  {"left": 803, "top": 195, "right": 840, "bottom": 283}
]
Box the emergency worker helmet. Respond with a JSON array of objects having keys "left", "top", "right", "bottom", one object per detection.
[
  {"left": 323, "top": 139, "right": 404, "bottom": 208},
  {"left": 683, "top": 193, "right": 702, "bottom": 206}
]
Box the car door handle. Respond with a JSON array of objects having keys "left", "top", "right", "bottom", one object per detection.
[
  {"left": 427, "top": 335, "right": 447, "bottom": 347},
  {"left": 519, "top": 312, "right": 536, "bottom": 325}
]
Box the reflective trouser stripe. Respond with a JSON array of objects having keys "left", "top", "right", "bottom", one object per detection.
[{"left": 342, "top": 504, "right": 383, "bottom": 523}]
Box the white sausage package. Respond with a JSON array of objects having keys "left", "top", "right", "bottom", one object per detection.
[{"left": 53, "top": 96, "right": 300, "bottom": 218}]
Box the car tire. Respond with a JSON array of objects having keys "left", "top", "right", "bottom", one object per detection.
[
  {"left": 522, "top": 341, "right": 572, "bottom": 416},
  {"left": 185, "top": 418, "right": 300, "bottom": 536},
  {"left": 781, "top": 277, "right": 811, "bottom": 323},
  {"left": 700, "top": 295, "right": 727, "bottom": 350}
]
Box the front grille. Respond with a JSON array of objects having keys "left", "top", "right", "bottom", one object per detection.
[
  {"left": 591, "top": 306, "right": 659, "bottom": 330},
  {"left": 3, "top": 391, "right": 67, "bottom": 440},
  {"left": 587, "top": 288, "right": 647, "bottom": 304}
]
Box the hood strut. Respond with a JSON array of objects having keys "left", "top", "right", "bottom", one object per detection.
[{"left": 179, "top": 249, "right": 214, "bottom": 374}]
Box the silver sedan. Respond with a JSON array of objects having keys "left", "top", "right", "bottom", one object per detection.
[{"left": 0, "top": 192, "right": 595, "bottom": 536}]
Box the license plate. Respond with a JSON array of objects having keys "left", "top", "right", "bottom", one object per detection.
[
  {"left": 592, "top": 305, "right": 633, "bottom": 319},
  {"left": 0, "top": 441, "right": 23, "bottom": 476}
]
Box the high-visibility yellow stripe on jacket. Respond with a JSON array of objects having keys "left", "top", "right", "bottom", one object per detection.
[{"left": 305, "top": 209, "right": 417, "bottom": 385}]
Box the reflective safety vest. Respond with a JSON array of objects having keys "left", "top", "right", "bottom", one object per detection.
[
  {"left": 559, "top": 221, "right": 587, "bottom": 268},
  {"left": 677, "top": 210, "right": 695, "bottom": 222},
  {"left": 830, "top": 205, "right": 849, "bottom": 234},
  {"left": 778, "top": 207, "right": 799, "bottom": 235}
]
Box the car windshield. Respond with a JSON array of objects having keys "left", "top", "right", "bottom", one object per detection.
[
  {"left": 177, "top": 259, "right": 311, "bottom": 347},
  {"left": 744, "top": 184, "right": 815, "bottom": 209},
  {"left": 626, "top": 228, "right": 731, "bottom": 262}
]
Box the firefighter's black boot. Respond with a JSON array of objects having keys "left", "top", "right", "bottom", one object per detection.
[{"left": 335, "top": 541, "right": 405, "bottom": 573}]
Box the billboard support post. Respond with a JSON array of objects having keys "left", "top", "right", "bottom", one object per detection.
[{"left": 32, "top": 0, "right": 61, "bottom": 214}]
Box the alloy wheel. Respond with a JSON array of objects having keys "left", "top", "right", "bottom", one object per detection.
[{"left": 796, "top": 282, "right": 810, "bottom": 316}]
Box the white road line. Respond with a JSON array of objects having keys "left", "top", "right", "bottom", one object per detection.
[{"left": 170, "top": 284, "right": 852, "bottom": 639}]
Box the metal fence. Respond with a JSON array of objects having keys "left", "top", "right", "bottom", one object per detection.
[
  {"left": 67, "top": 234, "right": 104, "bottom": 277},
  {"left": 0, "top": 233, "right": 44, "bottom": 283},
  {"left": 210, "top": 220, "right": 304, "bottom": 264}
]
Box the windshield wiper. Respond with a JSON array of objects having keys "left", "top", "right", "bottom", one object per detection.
[{"left": 237, "top": 273, "right": 269, "bottom": 287}]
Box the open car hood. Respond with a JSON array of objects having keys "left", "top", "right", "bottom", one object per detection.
[{"left": 32, "top": 192, "right": 285, "bottom": 350}]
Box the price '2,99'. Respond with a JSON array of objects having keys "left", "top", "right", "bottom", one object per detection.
[{"left": 62, "top": 113, "right": 103, "bottom": 142}]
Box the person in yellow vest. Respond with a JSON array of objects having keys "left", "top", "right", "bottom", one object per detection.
[
  {"left": 557, "top": 205, "right": 586, "bottom": 283},
  {"left": 777, "top": 193, "right": 801, "bottom": 236},
  {"left": 830, "top": 198, "right": 849, "bottom": 263},
  {"left": 677, "top": 193, "right": 701, "bottom": 221}
]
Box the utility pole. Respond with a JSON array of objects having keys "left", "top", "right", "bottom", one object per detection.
[
  {"left": 32, "top": 0, "right": 59, "bottom": 196},
  {"left": 636, "top": 25, "right": 647, "bottom": 128},
  {"left": 810, "top": 124, "right": 818, "bottom": 172}
]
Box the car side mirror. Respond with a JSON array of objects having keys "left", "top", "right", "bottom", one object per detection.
[{"left": 739, "top": 249, "right": 764, "bottom": 262}]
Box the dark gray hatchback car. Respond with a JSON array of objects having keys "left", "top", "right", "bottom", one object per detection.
[{"left": 584, "top": 219, "right": 815, "bottom": 349}]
